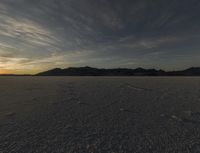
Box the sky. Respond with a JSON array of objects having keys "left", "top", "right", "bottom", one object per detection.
[{"left": 0, "top": 0, "right": 200, "bottom": 74}]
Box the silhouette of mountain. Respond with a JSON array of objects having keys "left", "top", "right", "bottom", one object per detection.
[
  {"left": 36, "top": 66, "right": 166, "bottom": 76},
  {"left": 168, "top": 67, "right": 200, "bottom": 76},
  {"left": 1, "top": 67, "right": 200, "bottom": 76},
  {"left": 37, "top": 66, "right": 200, "bottom": 76}
]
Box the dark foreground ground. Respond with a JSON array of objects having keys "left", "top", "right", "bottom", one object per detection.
[{"left": 1, "top": 77, "right": 200, "bottom": 153}]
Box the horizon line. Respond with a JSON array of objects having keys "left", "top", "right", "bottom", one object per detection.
[{"left": 0, "top": 66, "right": 199, "bottom": 75}]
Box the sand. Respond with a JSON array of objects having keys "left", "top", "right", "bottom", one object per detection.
[{"left": 1, "top": 77, "right": 200, "bottom": 153}]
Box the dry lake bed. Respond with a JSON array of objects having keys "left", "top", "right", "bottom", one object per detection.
[{"left": 1, "top": 77, "right": 200, "bottom": 153}]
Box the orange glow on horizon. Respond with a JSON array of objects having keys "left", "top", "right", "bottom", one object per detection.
[
  {"left": 0, "top": 69, "right": 12, "bottom": 74},
  {"left": 0, "top": 69, "right": 38, "bottom": 75}
]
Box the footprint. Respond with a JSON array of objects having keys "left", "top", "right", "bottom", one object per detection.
[
  {"left": 5, "top": 112, "right": 16, "bottom": 117},
  {"left": 77, "top": 101, "right": 89, "bottom": 105},
  {"left": 119, "top": 108, "right": 134, "bottom": 113},
  {"left": 122, "top": 84, "right": 152, "bottom": 91}
]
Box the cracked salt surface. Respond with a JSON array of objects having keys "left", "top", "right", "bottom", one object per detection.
[{"left": 1, "top": 77, "right": 200, "bottom": 153}]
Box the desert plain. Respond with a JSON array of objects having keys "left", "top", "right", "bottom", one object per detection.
[{"left": 1, "top": 77, "right": 200, "bottom": 153}]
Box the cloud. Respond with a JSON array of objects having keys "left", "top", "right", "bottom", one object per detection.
[
  {"left": 0, "top": 14, "right": 59, "bottom": 48},
  {"left": 0, "top": 0, "right": 200, "bottom": 73}
]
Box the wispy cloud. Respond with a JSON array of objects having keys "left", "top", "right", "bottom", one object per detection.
[
  {"left": 0, "top": 14, "right": 58, "bottom": 48},
  {"left": 0, "top": 0, "right": 200, "bottom": 73}
]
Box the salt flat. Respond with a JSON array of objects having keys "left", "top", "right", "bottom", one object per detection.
[{"left": 1, "top": 77, "right": 200, "bottom": 153}]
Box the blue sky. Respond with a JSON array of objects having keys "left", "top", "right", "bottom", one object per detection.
[{"left": 0, "top": 0, "right": 200, "bottom": 74}]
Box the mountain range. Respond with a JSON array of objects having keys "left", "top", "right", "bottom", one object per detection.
[{"left": 36, "top": 66, "right": 200, "bottom": 76}]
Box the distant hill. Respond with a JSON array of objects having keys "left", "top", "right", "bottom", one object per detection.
[
  {"left": 36, "top": 66, "right": 200, "bottom": 76},
  {"left": 167, "top": 67, "right": 200, "bottom": 76}
]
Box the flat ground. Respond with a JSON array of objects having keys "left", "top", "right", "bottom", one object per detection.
[{"left": 1, "top": 77, "right": 200, "bottom": 153}]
